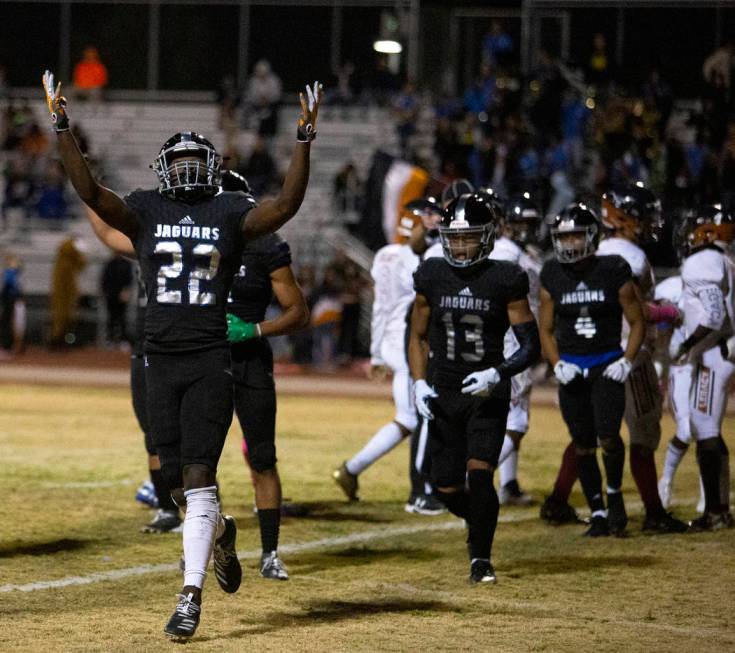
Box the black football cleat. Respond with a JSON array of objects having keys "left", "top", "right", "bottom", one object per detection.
[
  {"left": 405, "top": 494, "right": 447, "bottom": 516},
  {"left": 213, "top": 515, "right": 242, "bottom": 593},
  {"left": 469, "top": 559, "right": 497, "bottom": 584},
  {"left": 164, "top": 593, "right": 201, "bottom": 640},
  {"left": 583, "top": 515, "right": 610, "bottom": 537},
  {"left": 687, "top": 511, "right": 733, "bottom": 532},
  {"left": 141, "top": 509, "right": 182, "bottom": 534},
  {"left": 607, "top": 492, "right": 628, "bottom": 537},
  {"left": 642, "top": 511, "right": 688, "bottom": 534},
  {"left": 540, "top": 495, "right": 581, "bottom": 525}
]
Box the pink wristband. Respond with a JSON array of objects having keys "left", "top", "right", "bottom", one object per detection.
[{"left": 647, "top": 302, "right": 679, "bottom": 324}]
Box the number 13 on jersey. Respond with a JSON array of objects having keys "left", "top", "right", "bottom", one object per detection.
[{"left": 155, "top": 241, "right": 221, "bottom": 305}]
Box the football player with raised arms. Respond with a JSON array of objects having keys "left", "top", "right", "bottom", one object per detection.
[
  {"left": 539, "top": 204, "right": 645, "bottom": 537},
  {"left": 43, "top": 70, "right": 321, "bottom": 639},
  {"left": 671, "top": 205, "right": 735, "bottom": 530},
  {"left": 409, "top": 193, "right": 540, "bottom": 583}
]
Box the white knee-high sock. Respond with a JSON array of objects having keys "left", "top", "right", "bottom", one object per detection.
[
  {"left": 498, "top": 435, "right": 516, "bottom": 486},
  {"left": 346, "top": 422, "right": 404, "bottom": 476},
  {"left": 662, "top": 441, "right": 687, "bottom": 483},
  {"left": 182, "top": 485, "right": 221, "bottom": 589}
]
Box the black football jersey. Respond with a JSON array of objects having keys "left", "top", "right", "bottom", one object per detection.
[
  {"left": 413, "top": 257, "right": 529, "bottom": 391},
  {"left": 125, "top": 189, "right": 255, "bottom": 353},
  {"left": 540, "top": 255, "right": 632, "bottom": 356},
  {"left": 228, "top": 233, "right": 292, "bottom": 323}
]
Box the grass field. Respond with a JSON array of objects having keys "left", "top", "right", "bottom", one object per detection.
[{"left": 0, "top": 383, "right": 733, "bottom": 652}]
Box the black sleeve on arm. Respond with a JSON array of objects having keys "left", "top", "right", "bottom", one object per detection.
[{"left": 496, "top": 320, "right": 540, "bottom": 381}]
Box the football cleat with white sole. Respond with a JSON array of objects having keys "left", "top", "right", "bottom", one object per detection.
[
  {"left": 658, "top": 477, "right": 673, "bottom": 510},
  {"left": 498, "top": 481, "right": 534, "bottom": 506},
  {"left": 469, "top": 559, "right": 496, "bottom": 584},
  {"left": 260, "top": 551, "right": 289, "bottom": 580},
  {"left": 688, "top": 511, "right": 733, "bottom": 532},
  {"left": 405, "top": 494, "right": 446, "bottom": 515},
  {"left": 213, "top": 515, "right": 242, "bottom": 593},
  {"left": 141, "top": 509, "right": 182, "bottom": 534},
  {"left": 164, "top": 592, "right": 201, "bottom": 640}
]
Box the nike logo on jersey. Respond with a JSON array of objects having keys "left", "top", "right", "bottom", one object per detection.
[
  {"left": 154, "top": 224, "right": 220, "bottom": 240},
  {"left": 459, "top": 287, "right": 473, "bottom": 296},
  {"left": 560, "top": 288, "right": 606, "bottom": 304},
  {"left": 178, "top": 215, "right": 195, "bottom": 225}
]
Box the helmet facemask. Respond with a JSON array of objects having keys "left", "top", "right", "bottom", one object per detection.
[
  {"left": 551, "top": 223, "right": 598, "bottom": 263},
  {"left": 439, "top": 223, "right": 494, "bottom": 267},
  {"left": 153, "top": 138, "right": 222, "bottom": 201}
]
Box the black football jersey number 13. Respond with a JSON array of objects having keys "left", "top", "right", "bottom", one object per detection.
[
  {"left": 125, "top": 189, "right": 255, "bottom": 353},
  {"left": 413, "top": 257, "right": 529, "bottom": 390}
]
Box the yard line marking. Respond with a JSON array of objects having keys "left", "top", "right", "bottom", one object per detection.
[
  {"left": 0, "top": 495, "right": 711, "bottom": 594},
  {"left": 42, "top": 479, "right": 137, "bottom": 489}
]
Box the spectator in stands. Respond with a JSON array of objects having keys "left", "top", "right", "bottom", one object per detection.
[
  {"left": 721, "top": 121, "right": 735, "bottom": 213},
  {"left": 586, "top": 32, "right": 612, "bottom": 88},
  {"left": 73, "top": 46, "right": 108, "bottom": 101},
  {"left": 703, "top": 40, "right": 733, "bottom": 100},
  {"left": 49, "top": 237, "right": 87, "bottom": 348},
  {"left": 641, "top": 65, "right": 673, "bottom": 140},
  {"left": 36, "top": 160, "right": 68, "bottom": 225},
  {"left": 217, "top": 74, "right": 240, "bottom": 147},
  {"left": 529, "top": 49, "right": 564, "bottom": 137},
  {"left": 481, "top": 20, "right": 514, "bottom": 67},
  {"left": 19, "top": 121, "right": 49, "bottom": 160},
  {"left": 101, "top": 253, "right": 133, "bottom": 347},
  {"left": 240, "top": 135, "right": 278, "bottom": 196},
  {"left": 362, "top": 55, "right": 399, "bottom": 107},
  {"left": 333, "top": 161, "right": 363, "bottom": 219},
  {"left": 0, "top": 253, "right": 25, "bottom": 355},
  {"left": 544, "top": 131, "right": 574, "bottom": 220},
  {"left": 310, "top": 265, "right": 343, "bottom": 370},
  {"left": 392, "top": 81, "right": 420, "bottom": 158},
  {"left": 2, "top": 156, "right": 34, "bottom": 229},
  {"left": 245, "top": 59, "right": 282, "bottom": 137},
  {"left": 336, "top": 258, "right": 364, "bottom": 365},
  {"left": 561, "top": 89, "right": 590, "bottom": 176},
  {"left": 463, "top": 63, "right": 496, "bottom": 116}
]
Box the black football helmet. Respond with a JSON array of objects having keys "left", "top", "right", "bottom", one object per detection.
[
  {"left": 504, "top": 192, "right": 542, "bottom": 246},
  {"left": 440, "top": 178, "right": 475, "bottom": 207},
  {"left": 439, "top": 193, "right": 498, "bottom": 267},
  {"left": 601, "top": 183, "right": 663, "bottom": 243},
  {"left": 549, "top": 203, "right": 601, "bottom": 263},
  {"left": 220, "top": 169, "right": 251, "bottom": 194},
  {"left": 677, "top": 204, "right": 735, "bottom": 253},
  {"left": 152, "top": 132, "right": 222, "bottom": 201}
]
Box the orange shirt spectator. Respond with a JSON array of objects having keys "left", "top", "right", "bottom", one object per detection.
[{"left": 73, "top": 46, "right": 108, "bottom": 91}]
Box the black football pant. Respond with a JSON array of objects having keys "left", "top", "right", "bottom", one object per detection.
[{"left": 558, "top": 363, "right": 626, "bottom": 513}]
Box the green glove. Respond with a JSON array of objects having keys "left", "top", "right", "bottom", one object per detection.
[{"left": 226, "top": 313, "right": 260, "bottom": 343}]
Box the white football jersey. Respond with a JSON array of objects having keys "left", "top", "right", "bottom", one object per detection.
[
  {"left": 489, "top": 236, "right": 541, "bottom": 317},
  {"left": 598, "top": 236, "right": 655, "bottom": 348},
  {"left": 680, "top": 246, "right": 735, "bottom": 359},
  {"left": 369, "top": 243, "right": 419, "bottom": 364}
]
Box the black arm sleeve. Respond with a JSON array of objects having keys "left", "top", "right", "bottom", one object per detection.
[{"left": 495, "top": 320, "right": 540, "bottom": 381}]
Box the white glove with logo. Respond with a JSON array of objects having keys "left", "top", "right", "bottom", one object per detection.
[
  {"left": 414, "top": 379, "right": 438, "bottom": 421},
  {"left": 461, "top": 368, "right": 501, "bottom": 396},
  {"left": 553, "top": 360, "right": 582, "bottom": 385},
  {"left": 603, "top": 357, "right": 632, "bottom": 383}
]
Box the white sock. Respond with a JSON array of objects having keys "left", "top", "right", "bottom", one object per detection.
[
  {"left": 182, "top": 485, "right": 220, "bottom": 589},
  {"left": 498, "top": 435, "right": 515, "bottom": 468},
  {"left": 499, "top": 441, "right": 518, "bottom": 487},
  {"left": 662, "top": 442, "right": 686, "bottom": 483},
  {"left": 346, "top": 422, "right": 403, "bottom": 476}
]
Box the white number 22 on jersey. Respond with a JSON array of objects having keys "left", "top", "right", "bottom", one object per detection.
[{"left": 155, "top": 241, "right": 221, "bottom": 305}]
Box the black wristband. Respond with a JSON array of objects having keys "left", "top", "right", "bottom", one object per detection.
[
  {"left": 496, "top": 320, "right": 540, "bottom": 380},
  {"left": 296, "top": 122, "right": 316, "bottom": 142}
]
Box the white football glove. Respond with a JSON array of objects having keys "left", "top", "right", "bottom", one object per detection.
[
  {"left": 414, "top": 379, "right": 438, "bottom": 421},
  {"left": 461, "top": 368, "right": 501, "bottom": 396},
  {"left": 553, "top": 360, "right": 582, "bottom": 385},
  {"left": 603, "top": 357, "right": 632, "bottom": 383}
]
